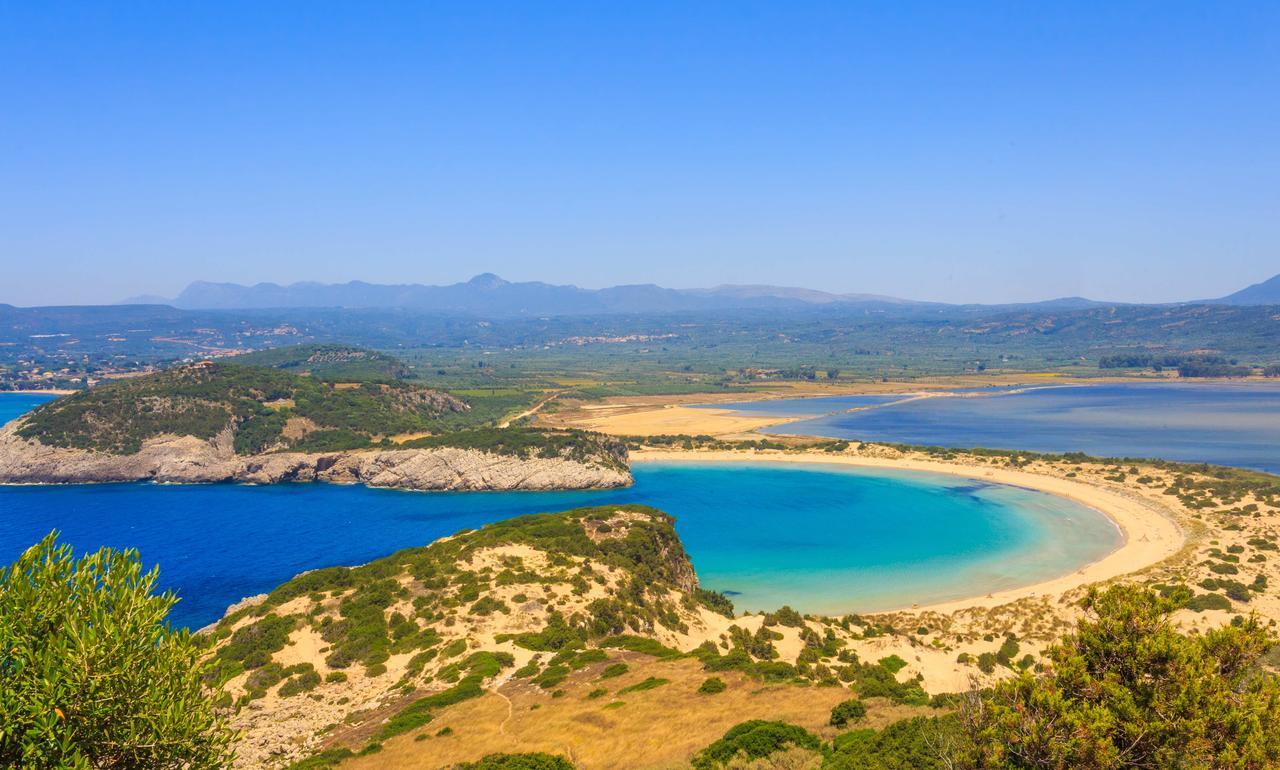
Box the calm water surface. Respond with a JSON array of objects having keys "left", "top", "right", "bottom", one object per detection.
[
  {"left": 715, "top": 382, "right": 1280, "bottom": 473},
  {"left": 0, "top": 392, "right": 57, "bottom": 423},
  {"left": 0, "top": 393, "right": 1118, "bottom": 629},
  {"left": 695, "top": 394, "right": 903, "bottom": 417}
]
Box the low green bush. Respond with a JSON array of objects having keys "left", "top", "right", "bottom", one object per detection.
[
  {"left": 692, "top": 721, "right": 821, "bottom": 769},
  {"left": 617, "top": 677, "right": 669, "bottom": 695},
  {"left": 455, "top": 754, "right": 574, "bottom": 770},
  {"left": 830, "top": 697, "right": 867, "bottom": 727}
]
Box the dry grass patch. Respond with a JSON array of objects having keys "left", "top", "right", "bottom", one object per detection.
[{"left": 342, "top": 656, "right": 926, "bottom": 770}]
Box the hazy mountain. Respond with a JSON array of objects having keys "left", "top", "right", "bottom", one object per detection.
[
  {"left": 963, "top": 296, "right": 1117, "bottom": 313},
  {"left": 1212, "top": 273, "right": 1280, "bottom": 306},
  {"left": 119, "top": 272, "right": 1279, "bottom": 315},
  {"left": 131, "top": 274, "right": 929, "bottom": 315}
]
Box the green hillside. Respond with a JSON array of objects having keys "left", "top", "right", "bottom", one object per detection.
[
  {"left": 229, "top": 344, "right": 412, "bottom": 382},
  {"left": 13, "top": 362, "right": 469, "bottom": 454}
]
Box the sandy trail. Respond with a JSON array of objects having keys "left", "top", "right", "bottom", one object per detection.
[{"left": 499, "top": 390, "right": 567, "bottom": 428}]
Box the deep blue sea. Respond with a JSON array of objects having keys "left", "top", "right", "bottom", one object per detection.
[
  {"left": 0, "top": 393, "right": 1118, "bottom": 629},
  {"left": 716, "top": 382, "right": 1280, "bottom": 474},
  {"left": 0, "top": 392, "right": 57, "bottom": 425}
]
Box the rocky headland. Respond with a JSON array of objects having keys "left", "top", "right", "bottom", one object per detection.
[{"left": 0, "top": 423, "right": 631, "bottom": 491}]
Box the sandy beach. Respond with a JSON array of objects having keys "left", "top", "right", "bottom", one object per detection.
[
  {"left": 570, "top": 403, "right": 803, "bottom": 437},
  {"left": 632, "top": 448, "right": 1186, "bottom": 615}
]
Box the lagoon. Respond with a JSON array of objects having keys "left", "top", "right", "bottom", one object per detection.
[
  {"left": 1, "top": 392, "right": 1120, "bottom": 630},
  {"left": 714, "top": 382, "right": 1280, "bottom": 474}
]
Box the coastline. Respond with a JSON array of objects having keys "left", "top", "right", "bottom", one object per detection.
[
  {"left": 632, "top": 448, "right": 1185, "bottom": 616},
  {"left": 0, "top": 389, "right": 76, "bottom": 396}
]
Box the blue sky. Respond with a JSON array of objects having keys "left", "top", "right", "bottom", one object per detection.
[{"left": 2, "top": 2, "right": 1277, "bottom": 306}]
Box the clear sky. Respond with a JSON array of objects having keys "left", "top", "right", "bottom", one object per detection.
[{"left": 2, "top": 2, "right": 1277, "bottom": 306}]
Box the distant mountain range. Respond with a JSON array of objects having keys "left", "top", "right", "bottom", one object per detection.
[
  {"left": 121, "top": 272, "right": 1280, "bottom": 316},
  {"left": 1211, "top": 273, "right": 1280, "bottom": 306}
]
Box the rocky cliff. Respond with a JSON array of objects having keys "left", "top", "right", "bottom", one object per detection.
[{"left": 0, "top": 423, "right": 631, "bottom": 491}]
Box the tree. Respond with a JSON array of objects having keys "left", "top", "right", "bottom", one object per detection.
[
  {"left": 830, "top": 698, "right": 868, "bottom": 727},
  {"left": 692, "top": 721, "right": 822, "bottom": 769},
  {"left": 827, "top": 715, "right": 960, "bottom": 770},
  {"left": 0, "top": 532, "right": 235, "bottom": 768},
  {"left": 959, "top": 584, "right": 1280, "bottom": 769}
]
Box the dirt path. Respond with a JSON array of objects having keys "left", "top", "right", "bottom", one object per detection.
[
  {"left": 491, "top": 686, "right": 515, "bottom": 738},
  {"left": 499, "top": 390, "right": 566, "bottom": 428}
]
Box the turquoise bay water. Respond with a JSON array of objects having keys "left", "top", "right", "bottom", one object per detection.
[
  {"left": 716, "top": 382, "right": 1280, "bottom": 474},
  {"left": 0, "top": 392, "right": 57, "bottom": 424},
  {"left": 0, "top": 393, "right": 1119, "bottom": 630}
]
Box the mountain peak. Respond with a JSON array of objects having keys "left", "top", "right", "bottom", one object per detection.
[{"left": 466, "top": 273, "right": 508, "bottom": 289}]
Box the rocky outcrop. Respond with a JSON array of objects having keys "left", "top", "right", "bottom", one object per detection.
[{"left": 0, "top": 423, "right": 631, "bottom": 491}]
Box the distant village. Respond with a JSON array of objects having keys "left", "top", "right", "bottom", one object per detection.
[{"left": 0, "top": 325, "right": 301, "bottom": 391}]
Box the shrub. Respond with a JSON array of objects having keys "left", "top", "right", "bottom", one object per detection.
[
  {"left": 830, "top": 698, "right": 868, "bottom": 727},
  {"left": 216, "top": 612, "right": 296, "bottom": 673},
  {"left": 994, "top": 636, "right": 1020, "bottom": 667},
  {"left": 617, "top": 677, "right": 669, "bottom": 695},
  {"left": 279, "top": 668, "right": 322, "bottom": 697},
  {"left": 696, "top": 588, "right": 736, "bottom": 618},
  {"left": 599, "top": 635, "right": 681, "bottom": 658},
  {"left": 285, "top": 747, "right": 355, "bottom": 769},
  {"left": 1186, "top": 593, "right": 1233, "bottom": 612},
  {"left": 0, "top": 533, "right": 235, "bottom": 768},
  {"left": 827, "top": 715, "right": 959, "bottom": 770},
  {"left": 765, "top": 606, "right": 806, "bottom": 628},
  {"left": 846, "top": 661, "right": 929, "bottom": 705},
  {"left": 455, "top": 754, "right": 574, "bottom": 770},
  {"left": 377, "top": 651, "right": 511, "bottom": 740},
  {"left": 878, "top": 654, "right": 908, "bottom": 673},
  {"left": 507, "top": 612, "right": 585, "bottom": 652},
  {"left": 470, "top": 596, "right": 510, "bottom": 616},
  {"left": 698, "top": 677, "right": 727, "bottom": 695},
  {"left": 960, "top": 585, "right": 1280, "bottom": 768},
  {"left": 692, "top": 721, "right": 822, "bottom": 769},
  {"left": 533, "top": 664, "right": 571, "bottom": 689},
  {"left": 565, "top": 648, "right": 607, "bottom": 669}
]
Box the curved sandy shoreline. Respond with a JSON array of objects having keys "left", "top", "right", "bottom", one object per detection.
[{"left": 632, "top": 448, "right": 1185, "bottom": 616}]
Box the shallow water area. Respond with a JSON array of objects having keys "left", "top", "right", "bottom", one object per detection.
[
  {"left": 713, "top": 382, "right": 1280, "bottom": 474},
  {"left": 0, "top": 460, "right": 1118, "bottom": 629}
]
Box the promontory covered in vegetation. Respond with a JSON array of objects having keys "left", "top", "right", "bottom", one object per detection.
[{"left": 0, "top": 353, "right": 629, "bottom": 491}]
